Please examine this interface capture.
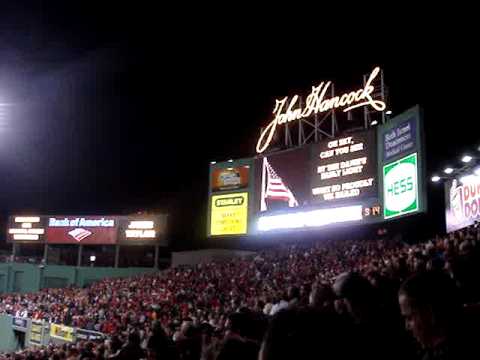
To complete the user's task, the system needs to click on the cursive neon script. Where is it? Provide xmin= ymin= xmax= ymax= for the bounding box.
xmin=256 ymin=67 xmax=386 ymax=153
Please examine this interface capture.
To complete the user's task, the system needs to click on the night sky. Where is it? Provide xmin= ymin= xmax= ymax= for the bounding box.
xmin=0 ymin=4 xmax=477 ymax=248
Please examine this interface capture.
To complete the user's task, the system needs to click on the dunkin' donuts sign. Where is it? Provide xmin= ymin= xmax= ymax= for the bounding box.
xmin=446 ymin=177 xmax=480 ymax=232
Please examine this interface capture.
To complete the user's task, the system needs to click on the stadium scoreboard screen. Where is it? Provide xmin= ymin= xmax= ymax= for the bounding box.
xmin=311 ymin=130 xmax=377 ymax=203
xmin=207 ymin=106 xmax=426 ymax=236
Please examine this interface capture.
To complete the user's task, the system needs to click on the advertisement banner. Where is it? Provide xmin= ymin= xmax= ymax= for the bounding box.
xmin=7 ymin=216 xmax=47 ymax=243
xmin=383 ymin=117 xmax=417 ymax=161
xmin=50 ymin=323 xmax=75 ymax=342
xmin=46 ymin=217 xmax=118 ymax=244
xmin=210 ymin=193 xmax=249 ymax=236
xmin=29 ymin=320 xmax=44 ymax=346
xmin=117 ymin=215 xmax=168 ymax=245
xmin=12 ymin=317 xmax=28 ymax=331
xmin=383 ymin=153 xmax=418 ymax=219
xmin=75 ymin=328 xmax=106 ymax=342
xmin=211 ymin=166 xmax=250 ymax=192
xmin=445 ymin=177 xmax=480 ymax=232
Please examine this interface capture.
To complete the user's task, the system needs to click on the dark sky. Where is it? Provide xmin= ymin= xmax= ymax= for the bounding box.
xmin=0 ymin=4 xmax=477 ymax=248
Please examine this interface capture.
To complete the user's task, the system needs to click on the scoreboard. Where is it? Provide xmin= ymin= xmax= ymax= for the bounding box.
xmin=207 ymin=106 xmax=426 ymax=236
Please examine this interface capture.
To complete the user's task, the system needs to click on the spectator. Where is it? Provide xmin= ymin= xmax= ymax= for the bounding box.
xmin=1 ymin=227 xmax=479 ymax=359
xmin=399 ymin=270 xmax=480 ymax=359
xmin=334 ymin=272 xmax=415 ymax=360
xmin=216 ymin=312 xmax=259 ymax=360
xmin=308 ymin=282 xmax=336 ymax=315
xmin=259 ymin=308 xmax=350 ymax=360
xmin=146 ymin=321 xmax=179 ymax=360
xmin=110 ymin=332 xmax=145 ymax=360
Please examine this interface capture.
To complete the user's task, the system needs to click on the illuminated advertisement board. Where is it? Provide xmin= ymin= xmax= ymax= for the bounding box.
xmin=29 ymin=320 xmax=45 ymax=346
xmin=8 ymin=214 xmax=168 ymax=245
xmin=445 ymin=176 xmax=480 ymax=232
xmin=7 ymin=216 xmax=46 ymax=242
xmin=117 ymin=215 xmax=168 ymax=245
xmin=210 ymin=192 xmax=249 ymax=236
xmin=50 ymin=323 xmax=75 ymax=342
xmin=211 ymin=165 xmax=250 ymax=192
xmin=378 ymin=105 xmax=426 ymax=221
xmin=383 ymin=153 xmax=419 ymax=219
xmin=383 ymin=117 xmax=417 ymax=162
xmin=256 ymin=67 xmax=386 ymax=154
xmin=46 ymin=216 xmax=118 ymax=244
xmin=206 ymin=106 xmax=425 ymax=236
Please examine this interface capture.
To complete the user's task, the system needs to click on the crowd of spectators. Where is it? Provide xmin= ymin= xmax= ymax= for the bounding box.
xmin=1 ymin=224 xmax=480 ymax=359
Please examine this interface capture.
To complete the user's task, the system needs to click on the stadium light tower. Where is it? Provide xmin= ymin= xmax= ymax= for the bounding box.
xmin=462 ymin=155 xmax=473 ymax=163
xmin=460 ymin=174 xmax=477 ymax=184
xmin=0 ymin=101 xmax=11 ymax=122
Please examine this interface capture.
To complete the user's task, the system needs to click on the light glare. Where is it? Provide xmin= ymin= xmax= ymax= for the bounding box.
xmin=257 ymin=205 xmax=363 ymax=231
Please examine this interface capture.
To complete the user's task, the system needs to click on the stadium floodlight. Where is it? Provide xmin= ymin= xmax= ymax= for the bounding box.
xmin=386 ymin=110 xmax=392 ymax=115
xmin=431 ymin=175 xmax=441 ymax=182
xmin=371 ymin=120 xmax=378 ymax=126
xmin=462 ymin=155 xmax=473 ymax=163
xmin=444 ymin=167 xmax=454 ymax=174
xmin=210 ymin=161 xmax=216 ymax=165
xmin=460 ymin=175 xmax=477 ymax=184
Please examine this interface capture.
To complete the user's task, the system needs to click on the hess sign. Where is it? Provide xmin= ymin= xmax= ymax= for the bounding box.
xmin=383 ymin=153 xmax=419 ymax=219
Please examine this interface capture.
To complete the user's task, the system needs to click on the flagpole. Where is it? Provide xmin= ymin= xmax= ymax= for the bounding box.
xmin=261 ymin=157 xmax=267 ymax=211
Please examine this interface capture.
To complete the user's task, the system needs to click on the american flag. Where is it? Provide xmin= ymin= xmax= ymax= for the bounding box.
xmin=261 ymin=157 xmax=299 ymax=211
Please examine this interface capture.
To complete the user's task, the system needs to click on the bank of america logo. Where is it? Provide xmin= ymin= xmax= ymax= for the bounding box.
xmin=68 ymin=228 xmax=92 ymax=242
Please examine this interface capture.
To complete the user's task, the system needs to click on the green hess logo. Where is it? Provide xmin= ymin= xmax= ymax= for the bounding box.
xmin=383 ymin=153 xmax=418 ymax=219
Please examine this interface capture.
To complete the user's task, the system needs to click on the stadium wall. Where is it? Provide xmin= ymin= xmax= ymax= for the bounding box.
xmin=0 ymin=263 xmax=156 ymax=294
xmin=0 ymin=315 xmax=19 ymax=352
